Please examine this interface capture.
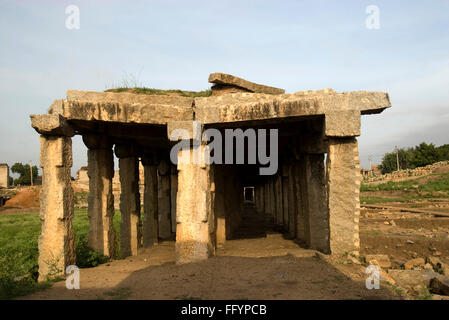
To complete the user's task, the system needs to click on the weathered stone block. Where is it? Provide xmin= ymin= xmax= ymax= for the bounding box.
xmin=31 ymin=114 xmax=75 ymax=137
xmin=325 ymin=110 xmax=361 ymax=137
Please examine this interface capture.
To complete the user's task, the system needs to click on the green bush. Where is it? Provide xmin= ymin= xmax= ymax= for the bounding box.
xmin=75 ymin=235 xmax=109 ymax=268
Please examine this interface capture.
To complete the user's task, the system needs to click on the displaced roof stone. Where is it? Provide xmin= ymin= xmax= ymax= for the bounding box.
xmin=208 ymin=73 xmax=285 ymax=95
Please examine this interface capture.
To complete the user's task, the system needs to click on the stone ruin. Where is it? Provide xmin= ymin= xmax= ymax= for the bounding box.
xmin=30 ymin=72 xmax=391 ymax=280
xmin=0 ymin=164 xmax=9 ymax=188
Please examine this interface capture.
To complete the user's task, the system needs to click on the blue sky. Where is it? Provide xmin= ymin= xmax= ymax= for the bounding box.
xmin=1 ymin=0 xmax=448 ymax=175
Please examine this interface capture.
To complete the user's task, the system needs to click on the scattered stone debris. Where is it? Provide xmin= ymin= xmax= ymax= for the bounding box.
xmin=430 ymin=275 xmax=449 ymax=296
xmin=403 ymin=258 xmax=425 ymax=270
xmin=366 ymin=254 xmax=391 ymax=269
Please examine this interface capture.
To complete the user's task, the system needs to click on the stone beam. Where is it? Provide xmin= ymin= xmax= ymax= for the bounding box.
xmin=208 ymin=72 xmax=285 ymax=95
xmin=55 ymin=91 xmax=194 ymax=125
xmin=195 ymin=90 xmax=390 ymax=124
xmin=30 ymin=114 xmax=75 ymax=137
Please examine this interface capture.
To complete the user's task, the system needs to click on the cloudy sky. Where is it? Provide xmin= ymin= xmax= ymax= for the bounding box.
xmin=0 ymin=0 xmax=448 ymax=175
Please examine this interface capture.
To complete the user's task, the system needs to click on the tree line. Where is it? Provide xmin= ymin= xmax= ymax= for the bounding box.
xmin=379 ymin=142 xmax=449 ymax=174
xmin=10 ymin=163 xmax=38 ymax=186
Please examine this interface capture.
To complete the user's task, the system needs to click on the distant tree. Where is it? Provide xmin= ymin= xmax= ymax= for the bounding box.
xmin=379 ymin=148 xmax=412 ymax=174
xmin=409 ymin=142 xmax=439 ymax=168
xmin=436 ymin=144 xmax=449 ymax=161
xmin=379 ymin=142 xmax=449 ymax=174
xmin=11 ymin=162 xmax=38 ymax=186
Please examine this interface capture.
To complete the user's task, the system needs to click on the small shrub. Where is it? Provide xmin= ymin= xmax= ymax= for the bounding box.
xmin=75 ymin=235 xmax=109 ymax=268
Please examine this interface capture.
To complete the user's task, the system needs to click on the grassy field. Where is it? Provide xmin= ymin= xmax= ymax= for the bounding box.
xmin=0 ymin=209 xmax=122 ymax=299
xmin=360 ymin=172 xmax=449 ymax=204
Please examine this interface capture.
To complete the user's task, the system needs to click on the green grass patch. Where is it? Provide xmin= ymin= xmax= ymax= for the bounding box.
xmin=105 ymin=87 xmax=212 ymax=98
xmin=361 ymin=173 xmax=449 ymax=193
xmin=360 ymin=196 xmax=408 ymax=204
xmin=0 ymin=209 xmax=122 ymax=299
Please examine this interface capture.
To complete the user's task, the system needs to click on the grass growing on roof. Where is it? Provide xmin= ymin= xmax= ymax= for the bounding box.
xmin=105 ymin=87 xmax=212 ymax=97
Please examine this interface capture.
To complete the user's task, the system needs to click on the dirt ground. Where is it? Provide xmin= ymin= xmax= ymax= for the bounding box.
xmin=360 ymin=195 xmax=449 ymax=266
xmin=22 ymin=236 xmax=397 ymax=300
xmin=1 ymin=186 xmax=40 ymax=209
xmin=5 ymin=183 xmax=449 ymax=300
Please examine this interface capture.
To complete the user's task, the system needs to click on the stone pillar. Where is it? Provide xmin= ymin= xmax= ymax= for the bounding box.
xmin=157 ymin=159 xmax=172 ymax=239
xmin=115 ymin=144 xmax=141 ymax=258
xmin=258 ymin=185 xmax=265 ymax=214
xmin=293 ymin=160 xmax=307 ymax=244
xmin=141 ymin=154 xmax=159 ymax=247
xmin=38 ymin=135 xmax=75 ymax=281
xmin=263 ymin=180 xmax=271 ymax=221
xmin=281 ymin=164 xmax=289 ymax=231
xmin=301 ymin=154 xmax=330 ymax=253
xmin=327 ymin=138 xmax=361 ymax=256
xmin=176 ymin=144 xmax=215 ymax=264
xmin=286 ymin=163 xmax=296 ymax=238
xmin=214 ymin=165 xmax=226 ymax=246
xmin=83 ymin=134 xmax=116 ymax=258
xmin=269 ymin=178 xmax=276 ymax=223
xmin=254 ymin=186 xmax=260 ymax=213
xmin=275 ymin=174 xmax=283 ymax=226
xmin=170 ymin=165 xmax=178 ymax=234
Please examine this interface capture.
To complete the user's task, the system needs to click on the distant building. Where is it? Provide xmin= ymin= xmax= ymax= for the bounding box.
xmin=0 ymin=164 xmax=9 ymax=188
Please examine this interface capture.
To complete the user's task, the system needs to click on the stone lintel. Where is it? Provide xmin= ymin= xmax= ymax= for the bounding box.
xmin=208 ymin=73 xmax=285 ymax=95
xmin=31 ymin=114 xmax=75 ymax=137
xmin=114 ymin=143 xmax=139 ymax=159
xmin=167 ymin=121 xmax=202 ymax=141
xmin=141 ymin=153 xmax=160 ymax=166
xmin=325 ymin=110 xmax=361 ymax=137
xmin=82 ymin=133 xmax=113 ymax=150
xmin=195 ymin=90 xmax=390 ymax=124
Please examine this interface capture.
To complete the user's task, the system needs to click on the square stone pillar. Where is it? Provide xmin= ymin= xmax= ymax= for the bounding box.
xmin=170 ymin=165 xmax=178 ymax=234
xmin=83 ymin=134 xmax=116 ymax=258
xmin=269 ymin=178 xmax=276 ymax=223
xmin=286 ymin=163 xmax=297 ymax=238
xmin=157 ymin=159 xmax=172 ymax=239
xmin=292 ymin=161 xmax=306 ymax=243
xmin=115 ymin=144 xmax=141 ymax=258
xmin=176 ymin=145 xmax=215 ymax=264
xmin=141 ymin=154 xmax=159 ymax=247
xmin=214 ymin=165 xmax=226 ymax=246
xmin=327 ymin=137 xmax=361 ymax=256
xmin=281 ymin=164 xmax=289 ymax=231
xmin=38 ymin=135 xmax=75 ymax=281
xmin=263 ymin=180 xmax=271 ymax=221
xmin=298 ymin=154 xmax=330 ymax=253
xmin=275 ymin=174 xmax=283 ymax=226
